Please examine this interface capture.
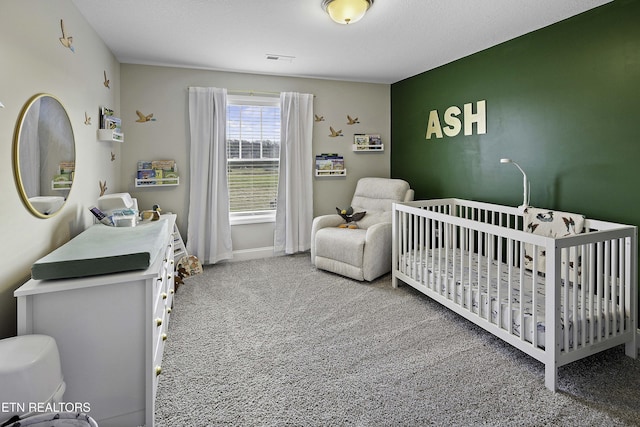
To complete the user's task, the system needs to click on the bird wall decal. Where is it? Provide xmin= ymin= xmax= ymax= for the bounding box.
xmin=99 ymin=180 xmax=107 ymax=197
xmin=329 ymin=126 xmax=343 ymax=137
xmin=103 ymin=71 xmax=110 ymax=89
xmin=314 ymin=114 xmax=325 ymax=122
xmin=136 ymin=110 xmax=155 ymax=122
xmin=347 ymin=115 xmax=359 ymax=125
xmin=59 ymin=19 xmax=74 ymax=52
xmin=84 ymin=112 xmax=91 ymax=125
xmin=111 ymin=152 xmax=116 ymax=161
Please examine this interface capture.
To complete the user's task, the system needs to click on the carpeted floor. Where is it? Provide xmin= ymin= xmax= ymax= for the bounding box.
xmin=155 ymin=253 xmax=640 ymax=426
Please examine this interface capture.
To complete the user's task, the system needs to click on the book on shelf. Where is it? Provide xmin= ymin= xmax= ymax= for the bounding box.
xmin=59 ymin=161 xmax=75 ymax=174
xmin=99 ymin=106 xmax=122 ymax=135
xmin=137 ymin=160 xmax=179 ymax=184
xmin=315 ymin=153 xmax=344 ymax=170
xmin=151 ymin=160 xmax=176 ymax=171
xmin=52 ymin=174 xmax=72 ymax=188
xmin=103 ymin=116 xmax=121 ymax=132
xmin=163 ymin=171 xmax=179 ymax=184
xmin=354 ymin=134 xmax=381 ymax=146
xmin=99 ymin=106 xmax=114 ymax=129
xmin=368 ymin=134 xmax=382 ymax=145
xmin=354 ymin=134 xmax=369 ymax=145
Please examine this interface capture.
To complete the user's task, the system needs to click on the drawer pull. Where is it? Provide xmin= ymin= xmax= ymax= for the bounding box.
xmin=167 ymin=307 xmax=172 ymax=314
xmin=155 ymin=366 xmax=162 ymax=376
xmin=170 ymin=289 xmax=174 ymax=295
xmin=155 ymin=318 xmax=162 ymax=327
xmin=162 ymin=292 xmax=168 ymax=300
xmin=162 ymin=333 xmax=168 ymax=341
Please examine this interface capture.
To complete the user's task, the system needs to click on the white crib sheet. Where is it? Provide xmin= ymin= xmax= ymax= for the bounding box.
xmin=401 ymin=248 xmax=621 ymax=350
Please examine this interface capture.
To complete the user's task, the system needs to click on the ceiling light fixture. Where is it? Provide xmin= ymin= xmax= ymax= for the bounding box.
xmin=322 ymin=0 xmax=373 ymax=25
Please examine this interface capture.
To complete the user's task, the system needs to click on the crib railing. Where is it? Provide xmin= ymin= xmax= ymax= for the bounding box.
xmin=392 ymin=198 xmax=637 ymax=386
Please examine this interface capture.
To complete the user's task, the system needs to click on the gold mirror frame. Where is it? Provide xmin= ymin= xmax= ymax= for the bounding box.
xmin=13 ymin=94 xmax=76 ymax=218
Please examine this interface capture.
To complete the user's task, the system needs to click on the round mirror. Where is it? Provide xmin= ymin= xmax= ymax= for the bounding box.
xmin=13 ymin=94 xmax=76 ymax=218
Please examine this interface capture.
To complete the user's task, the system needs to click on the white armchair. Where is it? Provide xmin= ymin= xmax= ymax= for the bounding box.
xmin=311 ymin=177 xmax=414 ymax=281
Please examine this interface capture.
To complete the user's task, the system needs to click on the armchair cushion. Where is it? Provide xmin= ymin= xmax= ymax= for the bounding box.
xmin=315 ymin=228 xmax=367 ymax=267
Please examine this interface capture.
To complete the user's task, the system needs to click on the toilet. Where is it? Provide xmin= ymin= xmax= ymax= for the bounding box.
xmin=0 ymin=335 xmax=97 ymax=426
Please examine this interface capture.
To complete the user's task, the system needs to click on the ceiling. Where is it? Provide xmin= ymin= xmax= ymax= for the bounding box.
xmin=71 ymin=0 xmax=611 ymax=85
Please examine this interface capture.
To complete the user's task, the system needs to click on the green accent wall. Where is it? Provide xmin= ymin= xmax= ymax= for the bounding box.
xmin=391 ymin=0 xmax=640 ymax=227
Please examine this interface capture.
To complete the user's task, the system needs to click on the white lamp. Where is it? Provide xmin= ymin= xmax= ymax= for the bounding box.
xmin=322 ymin=0 xmax=373 ymax=25
xmin=500 ymin=158 xmax=530 ymax=211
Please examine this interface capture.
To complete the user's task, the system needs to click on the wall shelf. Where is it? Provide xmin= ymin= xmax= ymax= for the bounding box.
xmin=135 ymin=177 xmax=180 ymax=187
xmin=315 ymin=169 xmax=347 ymax=177
xmin=352 ymin=144 xmax=384 ymax=152
xmin=135 ymin=160 xmax=179 ymax=187
xmin=97 ymin=129 xmax=124 ymax=142
xmin=51 ymin=180 xmax=72 ymax=190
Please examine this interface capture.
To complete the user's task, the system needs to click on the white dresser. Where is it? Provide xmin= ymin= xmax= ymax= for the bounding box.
xmin=14 ymin=215 xmax=176 ymax=427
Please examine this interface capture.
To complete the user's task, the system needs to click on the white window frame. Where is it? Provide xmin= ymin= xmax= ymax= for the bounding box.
xmin=226 ymin=94 xmax=281 ymax=225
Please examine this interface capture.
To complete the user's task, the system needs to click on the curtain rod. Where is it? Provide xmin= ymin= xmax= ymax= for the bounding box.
xmin=187 ymin=87 xmax=279 ymax=96
xmin=228 ymin=89 xmax=280 ymax=97
xmin=187 ymin=87 xmax=314 ymax=97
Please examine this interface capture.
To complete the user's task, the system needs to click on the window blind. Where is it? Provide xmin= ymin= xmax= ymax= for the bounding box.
xmin=226 ymin=96 xmax=280 ymax=215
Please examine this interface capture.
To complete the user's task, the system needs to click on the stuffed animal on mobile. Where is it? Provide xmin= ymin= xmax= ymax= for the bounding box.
xmin=336 ymin=206 xmax=366 ymax=229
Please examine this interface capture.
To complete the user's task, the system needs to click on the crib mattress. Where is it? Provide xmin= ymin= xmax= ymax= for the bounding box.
xmin=400 ymin=248 xmax=621 ymax=350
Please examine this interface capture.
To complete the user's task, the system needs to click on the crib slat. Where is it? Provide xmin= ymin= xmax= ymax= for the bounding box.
xmin=562 ymin=247 xmax=569 ymax=353
xmin=507 ymin=238 xmax=514 ymax=334
xmin=467 ymin=228 xmax=473 ymax=310
xmin=452 ymin=223 xmax=458 ymax=304
xmin=611 ymin=239 xmax=622 ymax=336
xmin=570 ymin=246 xmax=578 ymax=351
xmin=597 ymin=241 xmax=604 ymax=343
xmin=619 ymin=237 xmax=625 ymax=334
xmin=579 ymin=244 xmax=587 ymax=348
xmin=496 ymin=235 xmax=503 ymax=328
xmin=445 ymin=221 xmax=451 ymax=300
xmin=592 ymin=240 xmax=598 ymax=343
xmin=604 ymin=240 xmax=611 ymax=339
xmin=519 ymin=240 xmax=526 ymax=343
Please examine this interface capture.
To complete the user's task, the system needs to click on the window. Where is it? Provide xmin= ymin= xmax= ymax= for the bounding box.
xmin=226 ymin=95 xmax=281 ymax=222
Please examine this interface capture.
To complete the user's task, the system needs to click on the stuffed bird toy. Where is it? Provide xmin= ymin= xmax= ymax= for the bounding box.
xmin=336 ymin=206 xmax=366 ymax=228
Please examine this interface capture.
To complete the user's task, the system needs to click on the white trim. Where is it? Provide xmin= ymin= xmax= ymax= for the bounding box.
xmin=229 ymin=211 xmax=276 ymax=225
xmin=231 ymin=246 xmax=275 ymax=262
xmin=227 ymin=94 xmax=280 ymax=106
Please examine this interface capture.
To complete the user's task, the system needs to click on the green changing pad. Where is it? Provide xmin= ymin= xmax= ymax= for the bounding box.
xmin=31 ymin=219 xmax=169 ymax=280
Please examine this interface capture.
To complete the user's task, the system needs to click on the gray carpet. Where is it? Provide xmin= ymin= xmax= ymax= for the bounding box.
xmin=155 ymin=253 xmax=640 ymax=426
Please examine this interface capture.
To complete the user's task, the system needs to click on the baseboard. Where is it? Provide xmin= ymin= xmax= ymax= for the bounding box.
xmin=231 ymin=246 xmax=275 ymax=262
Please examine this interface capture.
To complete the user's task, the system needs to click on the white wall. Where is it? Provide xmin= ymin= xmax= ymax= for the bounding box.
xmin=0 ymin=0 xmax=120 ymax=338
xmin=120 ymin=65 xmax=391 ymax=258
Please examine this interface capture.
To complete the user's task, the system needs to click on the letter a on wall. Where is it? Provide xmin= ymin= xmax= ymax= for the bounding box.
xmin=425 ymin=110 xmax=443 ymax=139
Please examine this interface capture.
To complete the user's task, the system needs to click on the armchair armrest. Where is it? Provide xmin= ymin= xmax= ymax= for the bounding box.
xmin=310 ymin=214 xmax=345 ymax=263
xmin=362 ymin=222 xmax=393 ymax=281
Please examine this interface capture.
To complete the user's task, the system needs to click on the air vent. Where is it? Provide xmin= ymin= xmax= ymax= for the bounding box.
xmin=265 ymin=54 xmax=295 ymax=63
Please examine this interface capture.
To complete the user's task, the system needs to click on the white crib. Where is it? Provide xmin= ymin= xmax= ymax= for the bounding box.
xmin=392 ymin=198 xmax=638 ymax=391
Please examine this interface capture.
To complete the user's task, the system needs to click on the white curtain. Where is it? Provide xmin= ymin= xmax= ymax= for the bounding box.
xmin=274 ymin=92 xmax=314 ymax=254
xmin=186 ymin=87 xmax=233 ymax=264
